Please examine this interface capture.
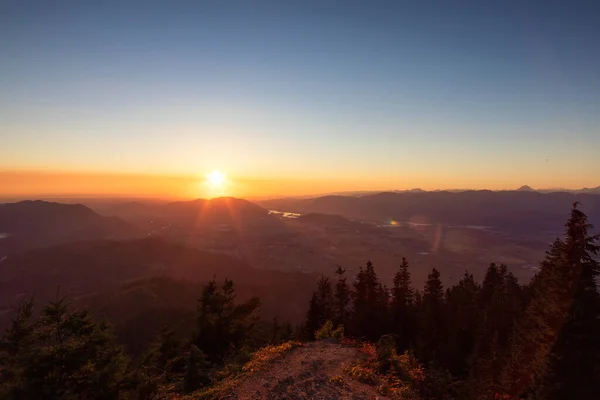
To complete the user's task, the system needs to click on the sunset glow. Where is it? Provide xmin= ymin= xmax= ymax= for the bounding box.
xmin=207 ymin=170 xmax=226 ymax=188
xmin=1 ymin=2 xmax=599 ymax=200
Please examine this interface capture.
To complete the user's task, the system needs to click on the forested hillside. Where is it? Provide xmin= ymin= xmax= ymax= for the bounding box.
xmin=1 ymin=204 xmax=598 ymax=399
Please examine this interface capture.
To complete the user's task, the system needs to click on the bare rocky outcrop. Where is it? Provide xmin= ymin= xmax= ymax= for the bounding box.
xmin=225 ymin=341 xmax=387 ymax=400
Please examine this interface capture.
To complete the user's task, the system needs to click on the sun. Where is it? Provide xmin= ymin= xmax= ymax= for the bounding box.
xmin=207 ymin=170 xmax=226 ymax=188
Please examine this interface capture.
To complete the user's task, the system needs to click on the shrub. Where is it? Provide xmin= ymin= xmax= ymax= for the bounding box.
xmin=344 ymin=363 xmax=377 ymax=385
xmin=241 ymin=341 xmax=301 ymax=373
xmin=376 ymin=334 xmax=398 ymax=372
xmin=314 ymin=321 xmax=345 ymax=341
xmin=315 ymin=320 xmax=334 ymax=340
xmin=332 ymin=324 xmax=344 ymax=340
xmin=392 ymin=351 xmax=425 ymax=384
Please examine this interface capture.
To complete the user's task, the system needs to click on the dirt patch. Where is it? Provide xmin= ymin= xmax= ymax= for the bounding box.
xmin=225 ymin=341 xmax=387 ymax=399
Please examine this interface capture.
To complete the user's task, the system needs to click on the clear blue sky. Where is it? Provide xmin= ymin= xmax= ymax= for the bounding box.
xmin=1 ymin=0 xmax=599 ymax=196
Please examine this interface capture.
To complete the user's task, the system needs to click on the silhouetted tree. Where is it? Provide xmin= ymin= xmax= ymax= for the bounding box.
xmin=468 ymin=263 xmax=523 ymax=397
xmin=334 ymin=266 xmax=351 ymax=327
xmin=391 ymin=258 xmax=415 ymax=350
xmin=502 ymin=203 xmax=600 ymax=399
xmin=304 ymin=292 xmax=322 ymax=340
xmin=183 ymin=345 xmax=211 ymax=393
xmin=193 ymin=278 xmax=260 ymax=363
xmin=351 ymin=261 xmax=384 ymax=340
xmin=416 ymin=268 xmax=445 ymax=365
xmin=316 ymin=275 xmax=334 ymax=323
xmin=304 ymin=275 xmax=334 ymax=339
xmin=141 ymin=325 xmax=185 ymax=382
xmin=444 ymin=271 xmax=480 ymax=377
xmin=0 ymin=297 xmax=132 ymax=399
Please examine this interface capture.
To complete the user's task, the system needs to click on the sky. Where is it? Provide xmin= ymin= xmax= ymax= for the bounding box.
xmin=1 ymin=0 xmax=599 ymax=198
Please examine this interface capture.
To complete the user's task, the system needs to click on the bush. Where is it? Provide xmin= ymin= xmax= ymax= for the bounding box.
xmin=315 ymin=320 xmax=334 ymax=340
xmin=376 ymin=334 xmax=398 ymax=372
xmin=242 ymin=341 xmax=301 ymax=373
xmin=332 ymin=324 xmax=344 ymax=340
xmin=314 ymin=320 xmax=345 ymax=341
xmin=344 ymin=363 xmax=377 ymax=385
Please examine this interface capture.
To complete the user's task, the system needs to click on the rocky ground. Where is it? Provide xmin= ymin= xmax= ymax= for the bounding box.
xmin=224 ymin=340 xmax=387 ymax=400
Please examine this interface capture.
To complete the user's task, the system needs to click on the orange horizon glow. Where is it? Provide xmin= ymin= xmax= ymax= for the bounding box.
xmin=0 ymin=169 xmax=598 ymax=201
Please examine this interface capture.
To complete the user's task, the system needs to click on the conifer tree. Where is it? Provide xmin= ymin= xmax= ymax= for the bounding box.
xmin=546 ymin=203 xmax=600 ymax=399
xmin=304 ymin=275 xmax=334 ymax=339
xmin=183 ymin=345 xmax=211 ymax=393
xmin=351 ymin=261 xmax=383 ymax=340
xmin=316 ymin=274 xmax=334 ymax=323
xmin=0 ymin=298 xmax=35 ymax=397
xmin=0 ymin=297 xmax=132 ymax=399
xmin=194 ymin=278 xmax=260 ymax=362
xmin=334 ymin=266 xmax=351 ymax=327
xmin=444 ymin=271 xmax=480 ymax=377
xmin=417 ymin=268 xmax=444 ymax=363
xmin=391 ymin=258 xmax=415 ymax=350
xmin=377 ymin=283 xmax=390 ymax=334
xmin=304 ymin=292 xmax=322 ymax=340
xmin=141 ymin=325 xmax=185 ymax=382
xmin=417 ymin=268 xmax=445 ymax=364
xmin=469 ymin=263 xmax=523 ymax=397
xmin=502 ymin=203 xmax=600 ymax=399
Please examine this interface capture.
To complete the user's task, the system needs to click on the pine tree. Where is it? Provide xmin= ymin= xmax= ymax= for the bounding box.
xmin=417 ymin=268 xmax=445 ymax=365
xmin=334 ymin=266 xmax=351 ymax=327
xmin=316 ymin=275 xmax=334 ymax=323
xmin=546 ymin=203 xmax=600 ymax=399
xmin=194 ymin=278 xmax=260 ymax=362
xmin=502 ymin=203 xmax=600 ymax=399
xmin=351 ymin=261 xmax=384 ymax=340
xmin=141 ymin=325 xmax=185 ymax=382
xmin=377 ymin=283 xmax=390 ymax=334
xmin=183 ymin=345 xmax=211 ymax=393
xmin=0 ymin=298 xmax=36 ymax=398
xmin=391 ymin=258 xmax=415 ymax=350
xmin=304 ymin=292 xmax=322 ymax=340
xmin=469 ymin=263 xmax=523 ymax=397
xmin=304 ymin=275 xmax=334 ymax=339
xmin=444 ymin=271 xmax=480 ymax=377
xmin=0 ymin=297 xmax=132 ymax=399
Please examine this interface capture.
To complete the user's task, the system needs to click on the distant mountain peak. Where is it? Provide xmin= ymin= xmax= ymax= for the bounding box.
xmin=517 ymin=185 xmax=536 ymax=192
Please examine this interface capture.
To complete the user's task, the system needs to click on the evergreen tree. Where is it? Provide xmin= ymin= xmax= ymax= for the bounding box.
xmin=377 ymin=283 xmax=390 ymax=334
xmin=304 ymin=275 xmax=334 ymax=339
xmin=0 ymin=297 xmax=132 ymax=399
xmin=183 ymin=345 xmax=211 ymax=393
xmin=0 ymin=298 xmax=35 ymax=398
xmin=391 ymin=258 xmax=415 ymax=350
xmin=193 ymin=278 xmax=260 ymax=363
xmin=469 ymin=263 xmax=523 ymax=397
xmin=269 ymin=318 xmax=293 ymax=344
xmin=334 ymin=266 xmax=351 ymax=327
xmin=444 ymin=271 xmax=480 ymax=377
xmin=502 ymin=203 xmax=600 ymax=399
xmin=304 ymin=292 xmax=322 ymax=340
xmin=316 ymin=275 xmax=334 ymax=323
xmin=141 ymin=325 xmax=185 ymax=382
xmin=417 ymin=268 xmax=445 ymax=365
xmin=351 ymin=261 xmax=384 ymax=340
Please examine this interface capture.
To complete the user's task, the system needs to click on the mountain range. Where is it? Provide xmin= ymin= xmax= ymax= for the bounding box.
xmin=259 ymin=190 xmax=600 ymax=234
xmin=0 ymin=200 xmax=137 ymax=256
